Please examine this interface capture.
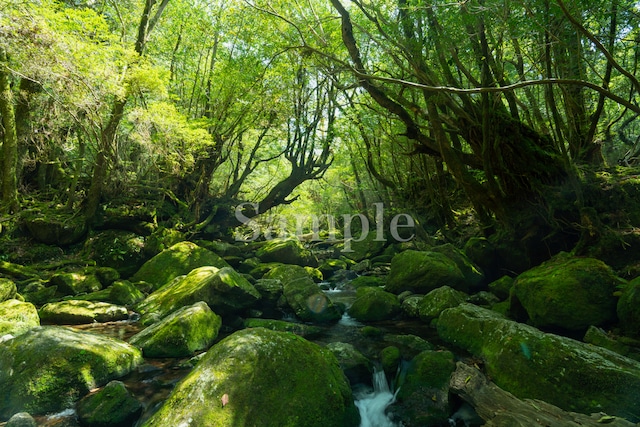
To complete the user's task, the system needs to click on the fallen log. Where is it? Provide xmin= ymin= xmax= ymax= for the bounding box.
xmin=449 ymin=361 xmax=638 ymax=427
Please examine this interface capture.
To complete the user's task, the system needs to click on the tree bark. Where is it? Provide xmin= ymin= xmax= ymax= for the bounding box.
xmin=0 ymin=47 xmax=19 ymax=213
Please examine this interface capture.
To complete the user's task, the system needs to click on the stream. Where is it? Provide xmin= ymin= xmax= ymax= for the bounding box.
xmin=23 ymin=283 xmax=444 ymax=427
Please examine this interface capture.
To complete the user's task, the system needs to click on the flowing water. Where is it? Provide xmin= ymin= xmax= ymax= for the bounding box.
xmin=354 ymin=368 xmax=400 ymax=427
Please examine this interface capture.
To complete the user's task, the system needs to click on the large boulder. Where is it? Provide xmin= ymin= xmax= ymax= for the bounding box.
xmin=392 ymin=350 xmax=456 ymax=426
xmin=256 ymin=238 xmax=318 ymax=267
xmin=136 ymin=266 xmax=260 ymax=325
xmin=39 ymin=300 xmax=129 ymax=325
xmin=131 ymin=241 xmax=229 ymax=290
xmin=0 ymin=299 xmax=40 ymax=337
xmin=347 ymin=287 xmax=401 ymax=322
xmin=0 ymin=326 xmax=142 ymax=419
xmin=141 ymin=328 xmax=360 ymax=427
xmin=243 ymin=318 xmax=323 ymax=339
xmin=437 ymin=303 xmax=640 ymax=421
xmin=510 ymin=255 xmax=620 ymax=331
xmin=49 ymin=272 xmax=103 ymax=296
xmin=129 ymin=301 xmax=221 ymax=357
xmin=76 ymin=380 xmax=142 ymax=427
xmin=385 ymin=250 xmax=466 ymax=294
xmin=617 ymin=276 xmax=640 ymax=338
xmin=326 ymin=342 xmax=373 ymax=385
xmin=431 ymin=244 xmax=485 ymax=290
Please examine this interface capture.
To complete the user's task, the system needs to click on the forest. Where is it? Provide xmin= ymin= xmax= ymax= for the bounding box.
xmin=1 ymin=0 xmax=640 ymax=426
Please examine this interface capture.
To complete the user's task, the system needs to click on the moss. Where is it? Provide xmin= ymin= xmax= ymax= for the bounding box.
xmin=0 ymin=299 xmax=40 ymax=337
xmin=348 ymin=287 xmax=400 ymax=322
xmin=385 ymin=250 xmax=466 ymax=294
xmin=350 ymin=275 xmax=385 ymax=288
xmin=108 ymin=280 xmax=145 ymax=306
xmin=256 ymin=238 xmax=318 ymax=267
xmin=0 ymin=278 xmax=17 ymax=302
xmin=417 ymin=286 xmax=467 ymax=323
xmin=243 ymin=318 xmax=323 ymax=339
xmin=131 ymin=241 xmax=229 ymax=290
xmin=142 ymin=328 xmax=359 ymax=427
xmin=76 ymin=380 xmax=142 ymax=427
xmin=380 ymin=346 xmax=401 ymax=377
xmin=83 ymin=230 xmax=146 ymax=278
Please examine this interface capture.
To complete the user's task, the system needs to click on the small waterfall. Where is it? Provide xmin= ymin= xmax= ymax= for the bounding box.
xmin=354 ymin=368 xmax=399 ymax=427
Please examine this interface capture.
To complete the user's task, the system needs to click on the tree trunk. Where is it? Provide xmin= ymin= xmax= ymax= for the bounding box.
xmin=0 ymin=47 xmax=19 ymax=213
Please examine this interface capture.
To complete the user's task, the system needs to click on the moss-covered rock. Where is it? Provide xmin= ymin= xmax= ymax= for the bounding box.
xmin=348 ymin=287 xmax=400 ymax=322
xmin=131 ymin=241 xmax=229 ymax=290
xmin=39 ymin=300 xmax=129 ymax=325
xmin=400 ymin=295 xmax=423 ymax=318
xmin=243 ymin=318 xmax=322 ymax=339
xmin=417 ymin=286 xmax=467 ymax=323
xmin=0 ymin=326 xmax=142 ymax=419
xmin=0 ymin=278 xmax=17 ymax=302
xmin=385 ymin=250 xmax=466 ymax=294
xmin=252 ymin=278 xmax=284 ymax=317
xmin=381 ymin=334 xmax=434 ymax=359
xmin=393 ymin=350 xmax=455 ymax=426
xmin=487 ymin=275 xmax=514 ymax=300
xmin=83 ymin=230 xmax=147 ymax=278
xmin=129 ymin=301 xmax=221 ymax=357
xmin=136 ymin=266 xmax=260 ymax=325
xmin=0 ymin=299 xmax=39 ymax=337
xmin=350 ymin=275 xmax=385 ymax=288
xmin=22 ymin=209 xmax=87 ymax=246
xmin=93 ymin=267 xmax=120 ymax=287
xmin=326 ymin=342 xmax=373 ymax=385
xmin=49 ymin=272 xmax=103 ymax=296
xmin=511 ymin=255 xmax=620 ymax=331
xmin=76 ymin=380 xmax=142 ymax=427
xmin=318 ymin=258 xmax=348 ymax=278
xmin=380 ymin=346 xmax=401 ymax=379
xmin=339 ymin=231 xmax=387 ymax=262
xmin=437 ymin=303 xmax=640 ymax=421
xmin=432 ymin=243 xmax=485 ymax=290
xmin=142 ymin=328 xmax=360 ymax=427
xmin=5 ymin=412 xmax=36 ymax=427
xmin=108 ymin=280 xmax=145 ymax=306
xmin=256 ymin=237 xmax=318 ymax=267
xmin=617 ymin=277 xmax=640 ymax=338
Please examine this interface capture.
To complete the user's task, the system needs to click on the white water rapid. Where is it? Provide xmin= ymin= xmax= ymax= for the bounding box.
xmin=354 ymin=368 xmax=400 ymax=427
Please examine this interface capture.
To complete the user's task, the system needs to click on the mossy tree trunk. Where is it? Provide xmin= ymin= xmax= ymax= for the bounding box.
xmin=0 ymin=47 xmax=19 ymax=213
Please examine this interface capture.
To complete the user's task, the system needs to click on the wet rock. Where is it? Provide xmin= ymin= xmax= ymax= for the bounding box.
xmin=5 ymin=412 xmax=36 ymax=427
xmin=131 ymin=241 xmax=229 ymax=290
xmin=76 ymin=380 xmax=142 ymax=427
xmin=418 ymin=286 xmax=468 ymax=323
xmin=256 ymin=237 xmax=318 ymax=267
xmin=264 ymin=264 xmax=341 ymax=323
xmin=393 ymin=350 xmax=456 ymax=426
xmin=385 ymin=250 xmax=466 ymax=294
xmin=326 ymin=342 xmax=373 ymax=385
xmin=0 ymin=326 xmax=142 ymax=418
xmin=0 ymin=278 xmax=17 ymax=302
xmin=380 ymin=346 xmax=401 ymax=378
xmin=136 ymin=266 xmax=260 ymax=325
xmin=141 ymin=328 xmax=359 ymax=427
xmin=348 ymin=287 xmax=400 ymax=322
xmin=129 ymin=301 xmax=221 ymax=357
xmin=617 ymin=276 xmax=640 ymax=338
xmin=243 ymin=318 xmax=323 ymax=339
xmin=510 ymin=254 xmax=621 ymax=331
xmin=0 ymin=299 xmax=40 ymax=337
xmin=39 ymin=300 xmax=129 ymax=325
xmin=437 ymin=303 xmax=640 ymax=421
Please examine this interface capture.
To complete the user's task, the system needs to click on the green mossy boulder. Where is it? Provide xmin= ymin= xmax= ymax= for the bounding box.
xmin=83 ymin=230 xmax=147 ymax=278
xmin=22 ymin=210 xmax=87 ymax=246
xmin=5 ymin=412 xmax=36 ymax=427
xmin=487 ymin=275 xmax=514 ymax=300
xmin=252 ymin=278 xmax=284 ymax=316
xmin=129 ymin=301 xmax=221 ymax=357
xmin=0 ymin=261 xmax=39 ymax=280
xmin=417 ymin=286 xmax=468 ymax=323
xmin=243 ymin=318 xmax=323 ymax=339
xmin=385 ymin=250 xmax=466 ymax=294
xmin=318 ymin=258 xmax=348 ymax=278
xmin=76 ymin=380 xmax=142 ymax=427
xmin=326 ymin=342 xmax=373 ymax=385
xmin=0 ymin=278 xmax=17 ymax=302
xmin=401 ymin=295 xmax=423 ymax=318
xmin=348 ymin=287 xmax=401 ymax=322
xmin=136 ymin=266 xmax=260 ymax=325
xmin=108 ymin=280 xmax=145 ymax=306
xmin=0 ymin=326 xmax=142 ymax=419
xmin=511 ymin=255 xmax=620 ymax=331
xmin=0 ymin=299 xmax=40 ymax=337
xmin=380 ymin=346 xmax=401 ymax=378
xmin=437 ymin=303 xmax=640 ymax=421
xmin=432 ymin=243 xmax=485 ymax=290
xmin=340 ymin=231 xmax=387 ymax=262
xmin=141 ymin=328 xmax=360 ymax=427
xmin=256 ymin=237 xmax=318 ymax=267
xmin=49 ymin=272 xmax=103 ymax=296
xmin=617 ymin=277 xmax=640 ymax=338
xmin=350 ymin=275 xmax=385 ymax=288
xmin=393 ymin=350 xmax=456 ymax=426
xmin=131 ymin=241 xmax=230 ymax=290
xmin=39 ymin=300 xmax=129 ymax=325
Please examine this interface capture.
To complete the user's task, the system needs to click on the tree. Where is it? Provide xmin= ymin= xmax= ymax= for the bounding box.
xmin=0 ymin=46 xmax=19 ymax=213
